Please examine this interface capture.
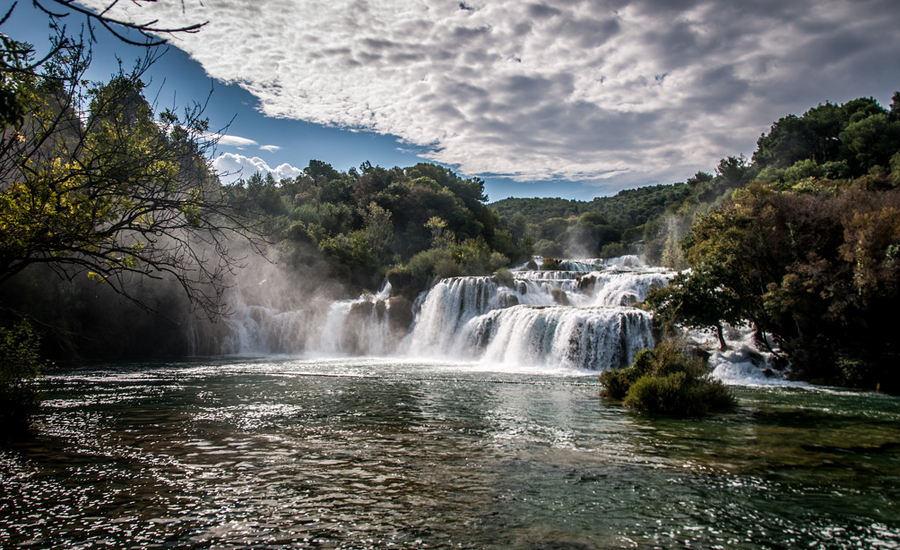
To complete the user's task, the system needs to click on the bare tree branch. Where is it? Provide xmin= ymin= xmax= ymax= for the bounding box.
xmin=32 ymin=0 xmax=207 ymax=47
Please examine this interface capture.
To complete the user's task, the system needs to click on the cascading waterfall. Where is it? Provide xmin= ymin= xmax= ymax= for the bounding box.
xmin=400 ymin=262 xmax=674 ymax=369
xmin=317 ymin=283 xmax=396 ymax=356
xmin=191 ymin=255 xmax=788 ymax=382
xmin=456 ymin=305 xmax=655 ymax=370
xmin=402 ymin=276 xmax=510 ymax=353
xmin=201 ymin=294 xmax=318 ymax=355
xmin=196 ymin=258 xmax=799 ymax=378
xmin=584 ymin=269 xmax=675 ymax=307
xmin=200 ymin=258 xmax=675 ymax=369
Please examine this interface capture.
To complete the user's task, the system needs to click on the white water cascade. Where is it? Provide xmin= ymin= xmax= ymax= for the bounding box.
xmin=400 ymin=263 xmax=672 ymax=369
xmin=194 ymin=258 xmax=673 ymax=368
xmin=317 ymin=284 xmax=397 ymax=356
xmin=195 ymin=257 xmax=787 ymax=381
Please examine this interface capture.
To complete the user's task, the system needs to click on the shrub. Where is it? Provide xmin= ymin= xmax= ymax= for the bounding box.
xmin=541 ymin=257 xmax=561 ymax=270
xmin=0 ymin=320 xmax=49 ymax=434
xmin=433 ymin=257 xmax=462 ymax=280
xmin=488 ymin=251 xmax=510 ymax=272
xmin=600 ymin=340 xmax=735 ymax=416
xmin=494 ymin=267 xmax=515 ymax=288
xmin=598 ymin=348 xmax=655 ymax=399
xmin=401 ymin=248 xmax=449 ymax=287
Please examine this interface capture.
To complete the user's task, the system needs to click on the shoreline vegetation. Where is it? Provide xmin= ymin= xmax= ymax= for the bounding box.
xmin=3 ymin=17 xmax=900 ymax=427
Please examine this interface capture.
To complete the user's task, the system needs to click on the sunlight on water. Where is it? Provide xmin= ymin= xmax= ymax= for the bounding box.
xmin=2 ymin=357 xmax=899 ymax=549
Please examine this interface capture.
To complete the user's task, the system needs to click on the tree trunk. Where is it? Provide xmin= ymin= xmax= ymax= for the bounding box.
xmin=716 ymin=323 xmax=728 ymax=351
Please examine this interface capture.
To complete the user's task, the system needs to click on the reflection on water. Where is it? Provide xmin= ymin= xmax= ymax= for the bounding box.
xmin=1 ymin=357 xmax=899 ymax=549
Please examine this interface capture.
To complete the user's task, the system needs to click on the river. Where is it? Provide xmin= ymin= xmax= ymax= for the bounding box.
xmin=2 ymin=356 xmax=898 ymax=549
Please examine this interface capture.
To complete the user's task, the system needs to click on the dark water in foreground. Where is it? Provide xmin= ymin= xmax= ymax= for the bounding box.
xmin=1 ymin=357 xmax=899 ymax=549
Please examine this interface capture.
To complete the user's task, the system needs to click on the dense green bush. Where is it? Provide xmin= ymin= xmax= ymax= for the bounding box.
xmin=540 ymin=257 xmax=561 ymax=270
xmin=600 ymin=340 xmax=735 ymax=416
xmin=493 ymin=267 xmax=515 ymax=288
xmin=390 ymin=238 xmax=510 ymax=295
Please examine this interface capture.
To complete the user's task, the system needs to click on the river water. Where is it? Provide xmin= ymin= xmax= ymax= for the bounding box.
xmin=2 ymin=357 xmax=898 ymax=549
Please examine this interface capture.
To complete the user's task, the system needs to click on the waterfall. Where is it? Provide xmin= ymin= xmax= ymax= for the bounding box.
xmin=402 ymin=276 xmax=509 ymax=354
xmin=190 ymin=281 xmax=398 ymax=356
xmin=317 ymin=294 xmax=395 ymax=356
xmin=459 ymin=305 xmax=654 ymax=370
xmin=192 ymin=256 xmax=788 ymax=381
xmin=206 ymin=294 xmax=317 ymax=355
xmin=399 ymin=262 xmax=673 ymax=369
xmin=197 ymin=257 xmax=680 ymax=371
xmin=584 ymin=269 xmax=675 ymax=307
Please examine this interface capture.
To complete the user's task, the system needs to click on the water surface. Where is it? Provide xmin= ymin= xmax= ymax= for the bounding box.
xmin=2 ymin=357 xmax=898 ymax=549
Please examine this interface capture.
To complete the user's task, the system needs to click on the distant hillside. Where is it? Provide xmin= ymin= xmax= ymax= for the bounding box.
xmin=490 ymin=183 xmax=688 ymax=228
xmin=490 ymin=182 xmax=690 ymax=260
xmin=587 ymin=183 xmax=689 ymax=227
xmin=489 ymin=196 xmax=589 ymax=224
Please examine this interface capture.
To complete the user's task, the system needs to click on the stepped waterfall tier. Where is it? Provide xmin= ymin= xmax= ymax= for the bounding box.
xmin=401 ymin=267 xmax=672 ymax=369
xmin=194 ymin=259 xmax=680 ymax=373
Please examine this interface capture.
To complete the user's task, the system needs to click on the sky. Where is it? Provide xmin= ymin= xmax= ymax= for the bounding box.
xmin=6 ymin=0 xmax=900 ymax=202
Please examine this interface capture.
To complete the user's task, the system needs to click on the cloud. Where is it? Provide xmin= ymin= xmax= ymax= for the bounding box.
xmin=205 ymin=133 xmax=259 ymax=149
xmin=87 ymin=0 xmax=900 ymax=189
xmin=207 ymin=134 xmax=281 ymax=154
xmin=213 ymin=152 xmax=304 ymax=182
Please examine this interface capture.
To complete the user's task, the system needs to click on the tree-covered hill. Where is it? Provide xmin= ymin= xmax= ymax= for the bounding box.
xmin=491 ymin=183 xmax=689 ymax=229
xmin=491 ymin=182 xmax=689 ymax=259
xmin=490 ymin=197 xmax=591 ymax=224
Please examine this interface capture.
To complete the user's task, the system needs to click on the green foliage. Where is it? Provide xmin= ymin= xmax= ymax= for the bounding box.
xmin=0 ymin=320 xmax=49 ymax=431
xmin=668 ymin=179 xmax=900 ymax=390
xmin=598 ymin=348 xmax=654 ymax=400
xmin=491 ymin=183 xmax=689 ymax=260
xmin=540 ymin=257 xmax=561 ymax=270
xmin=533 ymin=238 xmax=563 ymax=258
xmin=600 ymin=340 xmax=735 ymax=417
xmin=0 ymin=46 xmax=252 ymax=319
xmin=394 ymin=237 xmax=508 ymax=289
xmin=840 ymin=113 xmax=900 ymax=173
xmin=645 ymin=263 xmax=747 ymax=350
xmin=493 ymin=267 xmax=514 ymax=288
xmin=0 ymin=35 xmax=37 ymax=129
xmin=400 ymin=248 xmax=448 ymax=288
xmin=223 ymin=155 xmax=516 ymax=292
xmin=624 ymin=371 xmax=735 ymax=417
xmin=491 ymin=197 xmax=589 ymax=224
xmin=754 ymin=97 xmax=900 ymax=177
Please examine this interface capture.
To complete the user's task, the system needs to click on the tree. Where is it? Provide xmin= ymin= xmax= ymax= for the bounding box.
xmin=425 ymin=216 xmax=452 ymax=248
xmin=2 ymin=1 xmax=206 ymax=127
xmin=0 ymin=319 xmax=49 ymax=433
xmin=0 ymin=1 xmax=219 ymax=430
xmin=654 ymin=177 xmax=900 ymax=389
xmin=753 ymin=114 xmax=814 ymax=169
xmin=645 ymin=263 xmax=744 ymax=350
xmin=1 ymin=43 xmax=259 ymax=319
xmin=839 ymin=114 xmax=900 ymax=173
xmin=360 ymin=201 xmax=393 ymax=261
